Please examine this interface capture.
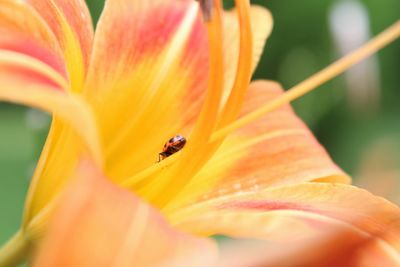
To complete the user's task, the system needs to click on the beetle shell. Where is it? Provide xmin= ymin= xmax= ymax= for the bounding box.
xmin=159 ymin=135 xmax=187 ymax=161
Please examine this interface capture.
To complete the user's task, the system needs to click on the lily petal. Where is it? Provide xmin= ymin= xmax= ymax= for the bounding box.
xmin=27 ymin=0 xmax=94 ymax=91
xmin=0 ymin=54 xmax=102 ymax=226
xmin=218 ymin=228 xmax=400 ymax=267
xmin=0 ymin=1 xmax=102 ymax=227
xmin=32 ymin=162 xmax=217 ymax=267
xmin=0 ymin=0 xmax=67 ymax=78
xmin=85 ymin=0 xmax=203 ymax=93
xmin=0 ymin=46 xmax=100 ymax=167
xmin=214 ymin=80 xmax=350 ymax=187
xmin=168 ymin=80 xmax=349 ymax=209
xmin=171 ymin=182 xmax=400 ymax=262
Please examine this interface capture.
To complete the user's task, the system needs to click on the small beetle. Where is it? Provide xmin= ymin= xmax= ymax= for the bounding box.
xmin=158 ymin=135 xmax=187 ymax=162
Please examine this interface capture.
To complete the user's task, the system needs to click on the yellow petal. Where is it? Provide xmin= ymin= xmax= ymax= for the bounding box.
xmin=84 ymin=0 xmax=205 ymax=182
xmin=0 ymin=70 xmax=101 ymax=232
xmin=22 ymin=0 xmax=204 ymax=233
xmin=0 ymin=51 xmax=100 ymax=166
xmin=0 ymin=1 xmax=101 ymax=226
xmin=0 ymin=52 xmax=102 ymax=228
xmin=27 ymin=0 xmax=94 ymax=92
xmin=32 ymin=161 xmax=217 ymax=267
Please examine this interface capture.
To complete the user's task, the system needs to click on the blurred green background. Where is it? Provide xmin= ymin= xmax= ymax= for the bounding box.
xmin=0 ymin=0 xmax=399 ymax=249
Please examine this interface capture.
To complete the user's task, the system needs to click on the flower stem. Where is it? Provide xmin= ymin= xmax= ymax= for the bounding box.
xmin=0 ymin=230 xmax=30 ymax=267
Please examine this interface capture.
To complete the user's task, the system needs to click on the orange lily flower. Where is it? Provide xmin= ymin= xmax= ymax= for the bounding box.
xmin=0 ymin=0 xmax=399 ymax=265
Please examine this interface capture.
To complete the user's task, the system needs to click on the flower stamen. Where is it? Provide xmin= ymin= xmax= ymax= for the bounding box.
xmin=197 ymin=0 xmax=213 ymax=21
xmin=216 ymin=0 xmax=253 ymax=128
xmin=210 ymin=20 xmax=400 ymax=143
xmin=161 ymin=0 xmax=254 ymax=211
xmin=141 ymin=0 xmax=225 ymax=206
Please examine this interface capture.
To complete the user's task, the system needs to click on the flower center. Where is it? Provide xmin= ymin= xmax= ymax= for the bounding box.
xmin=120 ymin=2 xmax=400 ymax=213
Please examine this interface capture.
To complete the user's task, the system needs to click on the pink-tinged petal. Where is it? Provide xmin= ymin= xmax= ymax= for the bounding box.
xmin=217 ymin=229 xmax=400 ymax=267
xmin=172 ymin=81 xmax=349 ymax=207
xmin=0 ymin=62 xmax=62 ymax=89
xmin=0 ymin=1 xmax=67 ymax=78
xmin=171 ymin=183 xmax=400 ymax=261
xmin=85 ymin=0 xmax=197 ymax=91
xmin=0 ymin=56 xmax=101 ymax=166
xmin=219 ymin=80 xmax=350 ymax=187
xmin=27 ymin=0 xmax=94 ymax=91
xmin=32 ymin=162 xmax=217 ymax=267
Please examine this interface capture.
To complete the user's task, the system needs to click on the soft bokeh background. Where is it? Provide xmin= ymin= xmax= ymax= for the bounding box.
xmin=1 ymin=0 xmax=399 ymax=248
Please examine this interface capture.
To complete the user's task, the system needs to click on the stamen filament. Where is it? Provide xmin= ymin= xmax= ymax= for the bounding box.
xmin=211 ymin=20 xmax=400 ymax=143
xmin=163 ymin=0 xmax=255 ymax=211
xmin=143 ymin=0 xmax=225 ymax=205
xmin=120 ymin=153 xmax=177 ymax=188
xmin=0 ymin=231 xmax=29 ymax=267
xmin=217 ymin=0 xmax=253 ymax=128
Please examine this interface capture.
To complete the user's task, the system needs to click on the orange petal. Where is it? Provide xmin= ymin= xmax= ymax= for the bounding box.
xmin=169 ymin=80 xmax=349 ymax=208
xmin=27 ymin=0 xmax=94 ymax=91
xmin=32 ymin=162 xmax=217 ymax=267
xmin=84 ymin=0 xmax=206 ymax=181
xmin=217 ymin=229 xmax=400 ymax=267
xmin=0 ymin=0 xmax=67 ymax=78
xmin=218 ymin=80 xmax=350 ymax=187
xmin=171 ymin=182 xmax=400 ymax=261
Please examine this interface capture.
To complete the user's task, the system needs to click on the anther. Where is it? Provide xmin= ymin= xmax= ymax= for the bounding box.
xmin=196 ymin=0 xmax=213 ymax=21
